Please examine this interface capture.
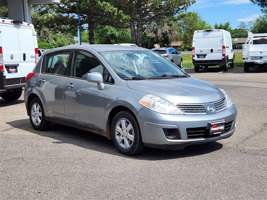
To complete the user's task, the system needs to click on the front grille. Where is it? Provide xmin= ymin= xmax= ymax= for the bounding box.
xmin=177 ymin=98 xmax=227 ymax=114
xmin=177 ymin=104 xmax=206 ymax=114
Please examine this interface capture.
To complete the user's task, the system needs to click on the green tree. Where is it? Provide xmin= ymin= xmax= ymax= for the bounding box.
xmin=177 ymin=12 xmax=212 ymax=50
xmin=32 ymin=4 xmax=77 ymax=49
xmin=32 ymin=4 xmax=77 ymax=36
xmin=95 ymin=26 xmax=131 ymax=44
xmin=0 ymin=6 xmax=8 ymax=18
xmin=214 ymin=22 xmax=231 ymax=31
xmin=146 ymin=16 xmax=181 ymax=47
xmin=250 ymin=12 xmax=267 ymax=33
xmin=231 ymin=22 xmax=248 ymax=38
xmin=250 ymin=0 xmax=267 ymax=11
xmin=56 ymin=0 xmax=127 ymax=44
xmin=112 ymin=0 xmax=195 ymax=46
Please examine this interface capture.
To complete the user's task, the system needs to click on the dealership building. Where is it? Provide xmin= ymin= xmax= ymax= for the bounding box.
xmin=0 ymin=0 xmax=60 ymax=23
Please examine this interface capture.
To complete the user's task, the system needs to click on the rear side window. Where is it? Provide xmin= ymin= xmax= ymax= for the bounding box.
xmin=153 ymin=50 xmax=167 ymax=55
xmin=42 ymin=52 xmax=71 ymax=75
xmin=253 ymin=39 xmax=267 ymax=45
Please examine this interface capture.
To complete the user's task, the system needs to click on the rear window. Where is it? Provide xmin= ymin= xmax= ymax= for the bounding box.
xmin=153 ymin=50 xmax=167 ymax=55
xmin=253 ymin=39 xmax=267 ymax=45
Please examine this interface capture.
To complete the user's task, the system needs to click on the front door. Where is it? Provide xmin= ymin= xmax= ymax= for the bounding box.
xmin=64 ymin=50 xmax=113 ymax=133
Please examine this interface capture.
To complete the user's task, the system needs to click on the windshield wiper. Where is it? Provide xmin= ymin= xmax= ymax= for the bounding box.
xmin=124 ymin=76 xmax=146 ymax=80
xmin=149 ymin=74 xmax=188 ymax=79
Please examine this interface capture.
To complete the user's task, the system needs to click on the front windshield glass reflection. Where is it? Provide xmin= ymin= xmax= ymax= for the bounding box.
xmin=100 ymin=50 xmax=187 ymax=80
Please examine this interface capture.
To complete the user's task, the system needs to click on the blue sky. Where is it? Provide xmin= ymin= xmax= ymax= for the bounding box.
xmin=187 ymin=0 xmax=263 ymax=29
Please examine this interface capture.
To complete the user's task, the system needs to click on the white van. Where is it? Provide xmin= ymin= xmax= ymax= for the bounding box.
xmin=0 ymin=19 xmax=38 ymax=102
xmin=192 ymin=29 xmax=234 ymax=72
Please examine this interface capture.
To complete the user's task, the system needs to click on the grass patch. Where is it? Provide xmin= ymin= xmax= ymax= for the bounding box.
xmin=181 ymin=51 xmax=243 ymax=68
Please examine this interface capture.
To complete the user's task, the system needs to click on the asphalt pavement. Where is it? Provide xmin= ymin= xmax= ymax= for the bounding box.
xmin=0 ymin=67 xmax=266 ymax=200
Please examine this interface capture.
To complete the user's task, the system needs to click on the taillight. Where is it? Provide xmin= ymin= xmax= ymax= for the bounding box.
xmin=35 ymin=48 xmax=38 ymax=64
xmin=222 ymin=46 xmax=226 ymax=57
xmin=166 ymin=55 xmax=170 ymax=58
xmin=192 ymin=47 xmax=195 ymax=58
xmin=25 ymin=72 xmax=36 ymax=83
xmin=0 ymin=46 xmax=3 ymax=71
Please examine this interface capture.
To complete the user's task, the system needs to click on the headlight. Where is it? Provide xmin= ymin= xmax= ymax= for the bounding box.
xmin=220 ymin=89 xmax=233 ymax=108
xmin=139 ymin=94 xmax=183 ymax=115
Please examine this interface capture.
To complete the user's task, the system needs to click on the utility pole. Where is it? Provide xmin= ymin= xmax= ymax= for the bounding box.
xmin=77 ymin=0 xmax=82 ymax=45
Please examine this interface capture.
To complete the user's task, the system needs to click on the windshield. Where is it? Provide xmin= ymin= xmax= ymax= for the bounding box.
xmin=100 ymin=50 xmax=187 ymax=80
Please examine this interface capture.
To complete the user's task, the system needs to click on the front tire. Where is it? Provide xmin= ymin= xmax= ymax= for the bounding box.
xmin=111 ymin=111 xmax=143 ymax=155
xmin=29 ymin=97 xmax=50 ymax=130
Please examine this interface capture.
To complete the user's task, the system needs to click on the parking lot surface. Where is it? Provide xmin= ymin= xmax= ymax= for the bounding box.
xmin=1 ymin=67 xmax=266 ymax=200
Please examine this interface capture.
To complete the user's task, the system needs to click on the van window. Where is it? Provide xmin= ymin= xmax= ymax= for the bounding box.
xmin=43 ymin=53 xmax=70 ymax=75
xmin=253 ymin=39 xmax=267 ymax=45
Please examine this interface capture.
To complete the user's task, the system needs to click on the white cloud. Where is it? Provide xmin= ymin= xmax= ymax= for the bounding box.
xmin=222 ymin=0 xmax=251 ymax=5
xmin=237 ymin=14 xmax=261 ymax=22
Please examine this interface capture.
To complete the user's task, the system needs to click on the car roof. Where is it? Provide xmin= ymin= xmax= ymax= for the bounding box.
xmin=152 ymin=47 xmax=175 ymax=51
xmin=43 ymin=44 xmax=147 ymax=55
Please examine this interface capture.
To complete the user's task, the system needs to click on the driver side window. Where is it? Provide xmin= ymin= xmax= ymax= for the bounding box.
xmin=71 ymin=51 xmax=114 ymax=84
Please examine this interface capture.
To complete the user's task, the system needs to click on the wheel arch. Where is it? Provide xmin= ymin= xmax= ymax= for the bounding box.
xmin=104 ymin=105 xmax=140 ymax=140
xmin=26 ymin=93 xmax=41 ymax=116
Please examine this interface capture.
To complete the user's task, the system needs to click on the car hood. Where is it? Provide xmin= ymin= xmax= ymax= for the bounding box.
xmin=126 ymin=77 xmax=224 ymax=104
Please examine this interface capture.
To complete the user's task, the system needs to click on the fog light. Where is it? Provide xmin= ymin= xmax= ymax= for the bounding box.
xmin=163 ymin=128 xmax=181 ymax=140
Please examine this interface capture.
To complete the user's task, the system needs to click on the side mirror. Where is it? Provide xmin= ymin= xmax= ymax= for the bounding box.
xmin=86 ymin=72 xmax=105 ymax=90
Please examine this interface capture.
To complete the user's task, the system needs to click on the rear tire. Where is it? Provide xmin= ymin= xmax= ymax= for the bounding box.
xmin=111 ymin=111 xmax=143 ymax=155
xmin=230 ymin=61 xmax=234 ymax=68
xmin=29 ymin=97 xmax=50 ymax=131
xmin=179 ymin=60 xmax=183 ymax=68
xmin=1 ymin=89 xmax=22 ymax=102
xmin=194 ymin=65 xmax=200 ymax=72
xmin=244 ymin=63 xmax=250 ymax=72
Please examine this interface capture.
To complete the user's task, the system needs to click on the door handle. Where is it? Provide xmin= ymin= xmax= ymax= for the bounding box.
xmin=67 ymin=83 xmax=74 ymax=89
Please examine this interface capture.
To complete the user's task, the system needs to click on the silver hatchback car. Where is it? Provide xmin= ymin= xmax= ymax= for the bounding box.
xmin=25 ymin=45 xmax=237 ymax=155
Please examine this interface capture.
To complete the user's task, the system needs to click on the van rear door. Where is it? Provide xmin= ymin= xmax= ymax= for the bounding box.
xmin=1 ymin=22 xmax=37 ymax=81
xmin=194 ymin=31 xmax=223 ymax=61
xmin=17 ymin=24 xmax=37 ymax=78
xmin=1 ymin=23 xmax=21 ymax=80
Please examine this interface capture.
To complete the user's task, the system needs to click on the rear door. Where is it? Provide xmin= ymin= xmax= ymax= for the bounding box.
xmin=17 ymin=24 xmax=37 ymax=77
xmin=1 ymin=23 xmax=21 ymax=80
xmin=38 ymin=51 xmax=71 ymax=119
xmin=1 ymin=22 xmax=37 ymax=80
xmin=194 ymin=31 xmax=223 ymax=61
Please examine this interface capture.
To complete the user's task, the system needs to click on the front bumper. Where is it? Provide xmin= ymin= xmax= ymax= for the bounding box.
xmin=136 ymin=105 xmax=237 ymax=149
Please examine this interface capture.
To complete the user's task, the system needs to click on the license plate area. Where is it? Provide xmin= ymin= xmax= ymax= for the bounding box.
xmin=209 ymin=121 xmax=225 ymax=135
xmin=197 ymin=54 xmax=207 ymax=58
xmin=5 ymin=65 xmax=19 ymax=73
